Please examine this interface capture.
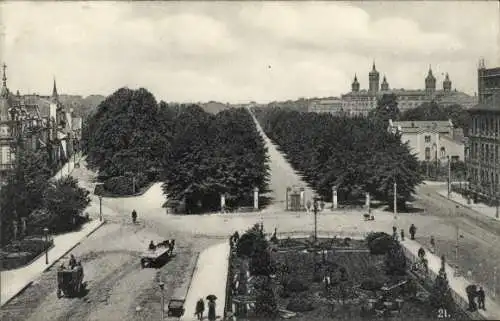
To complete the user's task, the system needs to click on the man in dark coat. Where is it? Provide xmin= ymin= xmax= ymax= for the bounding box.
xmin=409 ymin=224 xmax=417 ymax=240
xmin=478 ymin=286 xmax=486 ymax=310
xmin=69 ymin=254 xmax=77 ymax=269
xmin=132 ymin=210 xmax=137 ymax=223
xmin=400 ymin=229 xmax=405 ymax=241
xmin=195 ymin=298 xmax=205 ymax=320
xmin=466 ymin=284 xmax=478 ymax=311
xmin=149 ymin=241 xmax=156 ymax=250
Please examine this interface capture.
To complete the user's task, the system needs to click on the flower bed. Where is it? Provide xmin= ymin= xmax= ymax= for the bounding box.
xmin=0 ymin=236 xmax=54 ymax=270
xmin=228 ymin=237 xmax=469 ymax=321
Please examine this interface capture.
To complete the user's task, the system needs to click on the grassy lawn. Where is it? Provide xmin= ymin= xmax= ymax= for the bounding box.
xmin=228 ymin=237 xmax=469 ymax=321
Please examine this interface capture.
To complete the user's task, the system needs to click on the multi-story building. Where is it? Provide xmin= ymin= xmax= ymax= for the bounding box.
xmin=388 ymin=119 xmax=465 ymax=162
xmin=341 ymin=63 xmax=477 ymax=116
xmin=466 ymin=64 xmax=500 ymax=202
xmin=308 ymin=98 xmax=343 ymax=115
xmin=0 ymin=64 xmax=80 ymax=181
xmin=478 ymin=59 xmax=500 ymax=104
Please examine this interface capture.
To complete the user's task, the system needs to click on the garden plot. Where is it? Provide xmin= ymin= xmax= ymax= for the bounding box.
xmin=228 ymin=236 xmax=469 ymax=321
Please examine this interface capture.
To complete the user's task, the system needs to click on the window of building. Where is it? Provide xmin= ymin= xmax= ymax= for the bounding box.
xmin=440 ymin=147 xmax=446 ymax=157
xmin=451 ymin=155 xmax=459 ymax=162
xmin=425 ymin=147 xmax=431 ymax=160
xmin=425 ymin=135 xmax=431 ymax=143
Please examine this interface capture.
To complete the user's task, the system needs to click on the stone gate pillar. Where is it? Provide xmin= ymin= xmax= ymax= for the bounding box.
xmin=253 ymin=187 xmax=259 ymax=210
xmin=21 ymin=217 xmax=27 ymax=236
xmin=300 ymin=187 xmax=305 ymax=210
xmin=12 ymin=220 xmax=18 ymax=241
xmin=332 ymin=186 xmax=338 ymax=209
xmin=221 ymin=194 xmax=226 ymax=213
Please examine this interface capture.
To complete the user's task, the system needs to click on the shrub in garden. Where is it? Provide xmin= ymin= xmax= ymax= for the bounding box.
xmin=286 ymin=296 xmax=315 ymax=312
xmin=286 ymin=278 xmax=309 ymax=292
xmin=384 ymin=242 xmax=407 ymax=275
xmin=366 ymin=232 xmax=390 ymax=246
xmin=369 ymin=234 xmax=395 ymax=255
xmin=360 ymin=279 xmax=384 ymax=292
xmin=430 ymin=268 xmax=455 ymax=314
xmin=255 ymin=276 xmax=278 ymax=318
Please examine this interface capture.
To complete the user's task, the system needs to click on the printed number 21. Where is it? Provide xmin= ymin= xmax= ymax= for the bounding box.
xmin=438 ymin=308 xmax=449 ymax=318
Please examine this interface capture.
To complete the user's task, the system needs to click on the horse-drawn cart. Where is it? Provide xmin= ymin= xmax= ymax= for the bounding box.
xmin=140 ymin=240 xmax=175 ymax=268
xmin=57 ymin=267 xmax=84 ymax=298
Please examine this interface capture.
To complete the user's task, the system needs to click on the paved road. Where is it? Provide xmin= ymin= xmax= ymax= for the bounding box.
xmin=0 ymin=161 xmax=220 ymax=321
xmin=248 ymin=107 xmax=316 ymax=213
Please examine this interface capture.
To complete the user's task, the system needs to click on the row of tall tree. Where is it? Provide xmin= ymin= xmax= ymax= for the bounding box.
xmin=162 ymin=106 xmax=270 ymax=213
xmin=84 ymin=88 xmax=270 ymax=213
xmin=253 ymin=102 xmax=422 ymax=208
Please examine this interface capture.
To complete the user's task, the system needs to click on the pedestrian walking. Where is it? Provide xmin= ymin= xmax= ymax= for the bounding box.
xmin=132 ymin=209 xmax=137 ymax=223
xmin=409 ymin=224 xmax=417 ymax=240
xmin=392 ymin=226 xmax=398 ymax=241
xmin=478 ymin=286 xmax=486 ymax=310
xmin=208 ymin=299 xmax=216 ymax=321
xmin=466 ymin=284 xmax=478 ymax=311
xmin=195 ymin=298 xmax=205 ymax=320
xmin=400 ymin=229 xmax=405 ymax=241
xmin=430 ymin=236 xmax=436 ymax=253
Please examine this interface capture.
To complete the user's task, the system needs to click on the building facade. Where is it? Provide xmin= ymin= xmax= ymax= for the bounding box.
xmin=340 ymin=63 xmax=477 ymax=116
xmin=466 ymin=93 xmax=500 ymax=201
xmin=308 ymin=98 xmax=344 ymax=115
xmin=0 ymin=64 xmax=80 ymax=182
xmin=388 ymin=119 xmax=465 ymax=162
xmin=478 ymin=60 xmax=500 ymax=104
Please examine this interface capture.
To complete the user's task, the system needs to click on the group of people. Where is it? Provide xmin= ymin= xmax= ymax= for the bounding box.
xmin=392 ymin=224 xmax=418 ymax=242
xmin=466 ymin=284 xmax=486 ymax=311
xmin=148 ymin=239 xmax=176 ymax=255
xmin=195 ymin=297 xmax=216 ymax=321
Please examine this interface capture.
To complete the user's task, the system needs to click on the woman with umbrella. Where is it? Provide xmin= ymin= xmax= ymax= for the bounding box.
xmin=206 ymin=294 xmax=217 ymax=321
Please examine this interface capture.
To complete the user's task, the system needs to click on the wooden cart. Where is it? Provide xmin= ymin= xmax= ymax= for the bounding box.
xmin=167 ymin=299 xmax=185 ymax=317
xmin=57 ymin=268 xmax=84 ymax=298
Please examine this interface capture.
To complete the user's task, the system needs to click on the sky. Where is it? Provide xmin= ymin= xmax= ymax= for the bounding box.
xmin=1 ymin=1 xmax=499 ymax=104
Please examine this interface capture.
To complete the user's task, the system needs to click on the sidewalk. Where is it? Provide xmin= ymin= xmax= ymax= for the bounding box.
xmin=0 ymin=218 xmax=105 ymax=306
xmin=181 ymin=242 xmax=230 ymax=321
xmin=402 ymin=238 xmax=500 ymax=320
xmin=437 ymin=189 xmax=500 ymax=221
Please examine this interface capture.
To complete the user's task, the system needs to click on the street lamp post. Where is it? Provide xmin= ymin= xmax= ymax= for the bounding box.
xmin=159 ymin=282 xmax=165 ymax=320
xmin=447 ymin=155 xmax=451 ymax=199
xmin=393 ymin=181 xmax=397 ymax=220
xmin=44 ymin=227 xmax=49 ymax=265
xmin=313 ymin=195 xmax=319 ymax=242
xmin=494 ymin=267 xmax=498 ymax=298
xmin=99 ymin=195 xmax=103 ymax=222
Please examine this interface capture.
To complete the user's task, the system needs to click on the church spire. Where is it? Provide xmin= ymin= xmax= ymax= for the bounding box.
xmin=1 ymin=63 xmax=9 ymax=98
xmin=52 ymin=77 xmax=59 ymax=101
xmin=372 ymin=60 xmax=377 ymax=71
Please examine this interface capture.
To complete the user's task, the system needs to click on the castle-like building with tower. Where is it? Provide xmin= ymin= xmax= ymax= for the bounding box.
xmin=339 ymin=62 xmax=477 ymax=116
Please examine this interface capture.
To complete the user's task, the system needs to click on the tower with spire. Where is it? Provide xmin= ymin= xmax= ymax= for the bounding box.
xmin=381 ymin=75 xmax=390 ymax=91
xmin=351 ymin=74 xmax=360 ymax=92
xmin=369 ymin=61 xmax=380 ymax=93
xmin=425 ymin=65 xmax=436 ymax=93
xmin=0 ymin=63 xmax=11 ymax=121
xmin=443 ymin=73 xmax=452 ymax=92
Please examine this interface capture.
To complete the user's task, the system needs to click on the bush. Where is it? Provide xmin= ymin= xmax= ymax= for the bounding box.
xmin=385 ymin=242 xmax=407 ymax=275
xmin=366 ymin=232 xmax=390 ymax=245
xmin=360 ymin=279 xmax=384 ymax=292
xmin=369 ymin=235 xmax=395 ymax=255
xmin=286 ymin=296 xmax=315 ymax=312
xmin=286 ymin=278 xmax=309 ymax=292
xmin=104 ymin=176 xmax=133 ymax=195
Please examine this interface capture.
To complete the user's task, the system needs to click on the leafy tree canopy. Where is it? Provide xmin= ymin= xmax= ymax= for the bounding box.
xmin=253 ymin=107 xmax=422 ymax=207
xmin=400 ymin=102 xmax=470 ymax=132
